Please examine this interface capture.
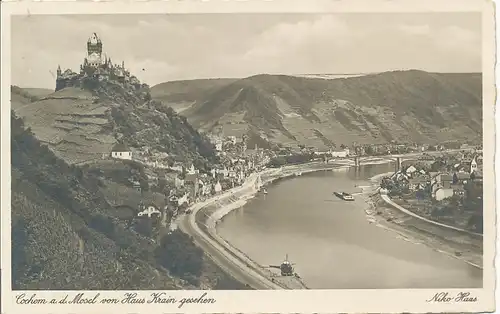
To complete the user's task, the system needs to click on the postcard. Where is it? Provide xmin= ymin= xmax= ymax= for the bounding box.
xmin=1 ymin=0 xmax=496 ymax=313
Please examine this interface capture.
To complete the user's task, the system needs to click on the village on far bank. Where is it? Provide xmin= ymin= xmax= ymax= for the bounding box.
xmin=87 ymin=127 xmax=483 ymax=240
xmin=378 ymin=148 xmax=483 ymax=234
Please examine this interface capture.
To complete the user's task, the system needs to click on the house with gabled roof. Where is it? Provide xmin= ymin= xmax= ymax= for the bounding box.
xmin=453 ymin=172 xmax=471 ymax=185
xmin=111 ymin=142 xmax=132 ymax=160
xmin=408 ymin=177 xmax=428 ymax=191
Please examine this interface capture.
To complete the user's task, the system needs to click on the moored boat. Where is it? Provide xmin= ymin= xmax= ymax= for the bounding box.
xmin=334 ymin=191 xmax=355 ymax=201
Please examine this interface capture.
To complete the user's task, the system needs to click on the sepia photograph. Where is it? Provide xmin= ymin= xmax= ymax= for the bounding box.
xmin=1 ymin=0 xmax=496 ymax=313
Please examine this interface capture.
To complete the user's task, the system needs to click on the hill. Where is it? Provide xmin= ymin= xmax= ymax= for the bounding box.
xmin=150 ymin=78 xmax=238 ymax=113
xmin=11 ymin=112 xmax=181 ymax=289
xmin=12 ymin=74 xmax=217 ymax=167
xmin=11 ymin=112 xmax=246 ymax=290
xmin=11 ymin=86 xmax=53 ymax=109
xmin=152 ymin=71 xmax=482 ymax=149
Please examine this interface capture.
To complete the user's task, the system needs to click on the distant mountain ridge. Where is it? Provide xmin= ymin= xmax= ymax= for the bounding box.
xmin=151 ymin=70 xmax=482 ymax=149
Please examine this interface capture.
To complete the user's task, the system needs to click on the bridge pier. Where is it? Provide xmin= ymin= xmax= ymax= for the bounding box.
xmin=395 ymin=157 xmax=402 ymax=172
xmin=354 ymin=156 xmax=360 ymax=167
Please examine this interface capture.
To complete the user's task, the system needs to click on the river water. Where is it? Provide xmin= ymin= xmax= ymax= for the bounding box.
xmin=217 ymin=163 xmax=482 ymax=289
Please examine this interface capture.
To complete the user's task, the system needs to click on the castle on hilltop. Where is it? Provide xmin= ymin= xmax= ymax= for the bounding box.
xmin=56 ymin=32 xmax=143 ymax=91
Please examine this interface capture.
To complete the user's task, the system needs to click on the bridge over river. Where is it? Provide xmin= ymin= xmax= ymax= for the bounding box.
xmin=348 ymin=148 xmax=478 ymax=172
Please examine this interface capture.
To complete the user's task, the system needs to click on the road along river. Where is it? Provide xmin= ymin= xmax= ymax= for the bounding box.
xmin=217 ymin=163 xmax=482 ymax=289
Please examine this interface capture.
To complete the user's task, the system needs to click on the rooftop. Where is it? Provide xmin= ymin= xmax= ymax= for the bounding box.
xmin=409 ymin=177 xmax=428 ymax=184
xmin=455 ymin=172 xmax=471 ymax=180
xmin=112 ymin=142 xmax=130 ymax=152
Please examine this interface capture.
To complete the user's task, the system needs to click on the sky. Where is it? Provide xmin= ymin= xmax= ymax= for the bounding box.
xmin=11 ymin=13 xmax=481 ymax=89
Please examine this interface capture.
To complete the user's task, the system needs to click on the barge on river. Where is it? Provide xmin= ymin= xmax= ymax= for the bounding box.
xmin=334 ymin=191 xmax=355 ymax=201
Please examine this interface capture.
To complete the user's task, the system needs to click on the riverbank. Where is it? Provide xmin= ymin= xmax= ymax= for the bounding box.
xmin=192 ymin=156 xmax=481 ymax=290
xmin=365 ymin=173 xmax=483 ymax=269
xmin=190 ymin=171 xmax=306 ymax=289
xmin=198 ymin=159 xmax=392 ymax=289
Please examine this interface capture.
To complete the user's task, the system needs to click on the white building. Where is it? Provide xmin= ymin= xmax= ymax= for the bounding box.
xmin=111 ymin=143 xmax=132 ymax=160
xmin=187 ymin=164 xmax=197 ymax=175
xmin=215 ymin=140 xmax=223 ymax=151
xmin=331 ymin=149 xmax=350 ymax=158
xmin=435 ymin=188 xmax=454 ymax=201
xmin=214 ymin=181 xmax=222 ymax=193
xmin=177 ymin=194 xmax=189 ymax=206
xmin=405 ymin=165 xmax=418 ymax=177
xmin=138 ymin=205 xmax=161 ymax=218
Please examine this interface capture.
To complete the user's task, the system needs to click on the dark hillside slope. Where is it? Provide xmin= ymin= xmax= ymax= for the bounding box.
xmin=11 ymin=112 xmax=183 ymax=290
xmin=11 ymin=112 xmax=248 ymax=290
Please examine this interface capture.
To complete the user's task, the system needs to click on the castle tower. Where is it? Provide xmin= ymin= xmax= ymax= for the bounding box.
xmin=56 ymin=65 xmax=62 ymax=77
xmin=87 ymin=33 xmax=102 ymax=56
xmin=86 ymin=33 xmax=103 ymax=68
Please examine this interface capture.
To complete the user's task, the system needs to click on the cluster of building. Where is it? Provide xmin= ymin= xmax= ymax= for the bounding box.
xmin=313 ymin=148 xmax=351 ymax=158
xmin=207 ymin=134 xmax=249 ymax=155
xmin=107 ymin=137 xmax=268 ymax=219
xmin=354 ymin=142 xmax=479 ymax=157
xmin=384 ymin=153 xmax=483 ymax=202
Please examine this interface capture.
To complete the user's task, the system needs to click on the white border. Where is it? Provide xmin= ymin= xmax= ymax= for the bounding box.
xmin=1 ymin=1 xmax=496 ymax=313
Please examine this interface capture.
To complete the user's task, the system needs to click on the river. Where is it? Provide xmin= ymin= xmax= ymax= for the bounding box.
xmin=217 ymin=163 xmax=482 ymax=289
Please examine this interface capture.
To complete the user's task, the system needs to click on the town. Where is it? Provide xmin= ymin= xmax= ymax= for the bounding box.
xmin=99 ymin=131 xmax=483 ymax=238
xmin=54 ymin=32 xmax=483 ymax=240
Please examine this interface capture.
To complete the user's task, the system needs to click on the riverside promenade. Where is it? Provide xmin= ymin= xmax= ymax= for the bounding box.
xmin=380 ymin=194 xmax=483 ymax=238
xmin=177 ymin=162 xmax=348 ymax=289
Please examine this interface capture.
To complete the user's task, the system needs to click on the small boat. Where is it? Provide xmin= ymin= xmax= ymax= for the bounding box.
xmin=334 ymin=191 xmax=354 ymax=201
xmin=263 ymin=189 xmax=268 ymax=194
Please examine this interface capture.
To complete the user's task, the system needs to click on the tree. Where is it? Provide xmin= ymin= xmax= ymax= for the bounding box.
xmin=135 ymin=218 xmax=153 ymax=237
xmin=415 ymin=190 xmax=425 ymax=200
xmin=365 ymin=146 xmax=374 ymax=155
xmin=11 ymin=218 xmax=29 ymax=288
xmin=467 ymin=213 xmax=483 ymax=233
xmin=155 ymin=230 xmax=204 ymax=282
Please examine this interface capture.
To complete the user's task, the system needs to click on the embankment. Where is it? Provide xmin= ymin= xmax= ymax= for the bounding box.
xmin=196 ymin=158 xmax=391 ymax=289
xmin=366 ymin=173 xmax=483 ymax=269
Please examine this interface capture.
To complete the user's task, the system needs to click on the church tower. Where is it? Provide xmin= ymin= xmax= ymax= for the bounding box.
xmin=470 ymin=155 xmax=478 ymax=174
xmin=56 ymin=65 xmax=62 ymax=77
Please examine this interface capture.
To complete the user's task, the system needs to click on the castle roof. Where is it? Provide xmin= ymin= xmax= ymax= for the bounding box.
xmin=88 ymin=32 xmax=101 ymax=44
xmin=112 ymin=142 xmax=130 ymax=152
